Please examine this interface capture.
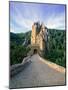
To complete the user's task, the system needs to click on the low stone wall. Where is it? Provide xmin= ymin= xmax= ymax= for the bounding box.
xmin=10 ymin=56 xmax=31 ymax=77
xmin=22 ymin=56 xmax=31 ymax=63
xmin=39 ymin=56 xmax=65 ymax=73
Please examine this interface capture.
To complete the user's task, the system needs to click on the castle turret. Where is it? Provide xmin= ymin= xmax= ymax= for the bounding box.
xmin=31 ymin=23 xmax=37 ymax=45
xmin=31 ymin=22 xmax=48 ymax=56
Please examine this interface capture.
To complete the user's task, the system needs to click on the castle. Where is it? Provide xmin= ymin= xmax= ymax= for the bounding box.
xmin=31 ymin=22 xmax=48 ymax=55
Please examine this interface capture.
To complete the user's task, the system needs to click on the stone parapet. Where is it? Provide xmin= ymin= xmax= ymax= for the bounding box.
xmin=10 ymin=56 xmax=31 ymax=77
xmin=39 ymin=56 xmax=65 ymax=73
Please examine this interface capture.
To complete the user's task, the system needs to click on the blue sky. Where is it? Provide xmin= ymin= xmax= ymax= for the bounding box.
xmin=10 ymin=2 xmax=66 ymax=33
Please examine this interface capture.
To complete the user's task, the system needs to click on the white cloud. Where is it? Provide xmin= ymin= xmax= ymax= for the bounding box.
xmin=45 ymin=13 xmax=65 ymax=29
xmin=10 ymin=4 xmax=43 ymax=32
xmin=10 ymin=4 xmax=65 ymax=33
xmin=11 ymin=7 xmax=33 ymax=31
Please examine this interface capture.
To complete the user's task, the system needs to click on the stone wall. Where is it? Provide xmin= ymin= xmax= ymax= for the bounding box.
xmin=31 ymin=22 xmax=48 ymax=55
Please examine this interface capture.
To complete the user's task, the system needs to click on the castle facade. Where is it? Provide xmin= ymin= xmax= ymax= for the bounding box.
xmin=31 ymin=22 xmax=48 ymax=55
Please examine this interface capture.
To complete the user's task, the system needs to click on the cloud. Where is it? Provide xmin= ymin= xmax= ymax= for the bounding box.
xmin=10 ymin=7 xmax=42 ymax=32
xmin=10 ymin=2 xmax=65 ymax=33
xmin=10 ymin=6 xmax=34 ymax=32
xmin=44 ymin=13 xmax=65 ymax=29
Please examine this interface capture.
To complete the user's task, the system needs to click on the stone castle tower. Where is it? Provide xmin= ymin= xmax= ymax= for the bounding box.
xmin=31 ymin=22 xmax=48 ymax=55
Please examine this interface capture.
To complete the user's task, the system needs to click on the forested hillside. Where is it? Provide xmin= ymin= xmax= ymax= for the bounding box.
xmin=44 ymin=29 xmax=66 ymax=67
xmin=10 ymin=31 xmax=31 ymax=45
xmin=10 ymin=29 xmax=66 ymax=67
xmin=10 ymin=31 xmax=31 ymax=65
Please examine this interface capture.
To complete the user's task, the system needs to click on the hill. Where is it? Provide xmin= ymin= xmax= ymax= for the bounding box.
xmin=10 ymin=29 xmax=66 ymax=67
xmin=10 ymin=31 xmax=31 ymax=65
xmin=10 ymin=31 xmax=31 ymax=45
xmin=44 ymin=29 xmax=66 ymax=67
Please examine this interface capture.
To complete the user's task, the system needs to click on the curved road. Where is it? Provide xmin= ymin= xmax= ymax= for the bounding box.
xmin=10 ymin=54 xmax=65 ymax=88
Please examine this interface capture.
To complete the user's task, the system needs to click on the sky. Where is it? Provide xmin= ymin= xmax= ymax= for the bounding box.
xmin=10 ymin=2 xmax=66 ymax=33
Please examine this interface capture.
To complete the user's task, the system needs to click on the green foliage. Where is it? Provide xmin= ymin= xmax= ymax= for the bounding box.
xmin=10 ymin=31 xmax=31 ymax=45
xmin=10 ymin=31 xmax=31 ymax=65
xmin=10 ymin=43 xmax=31 ymax=65
xmin=10 ymin=29 xmax=66 ymax=67
xmin=44 ymin=29 xmax=66 ymax=67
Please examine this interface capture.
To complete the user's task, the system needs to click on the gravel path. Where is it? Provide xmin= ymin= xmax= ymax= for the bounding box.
xmin=9 ymin=54 xmax=65 ymax=88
